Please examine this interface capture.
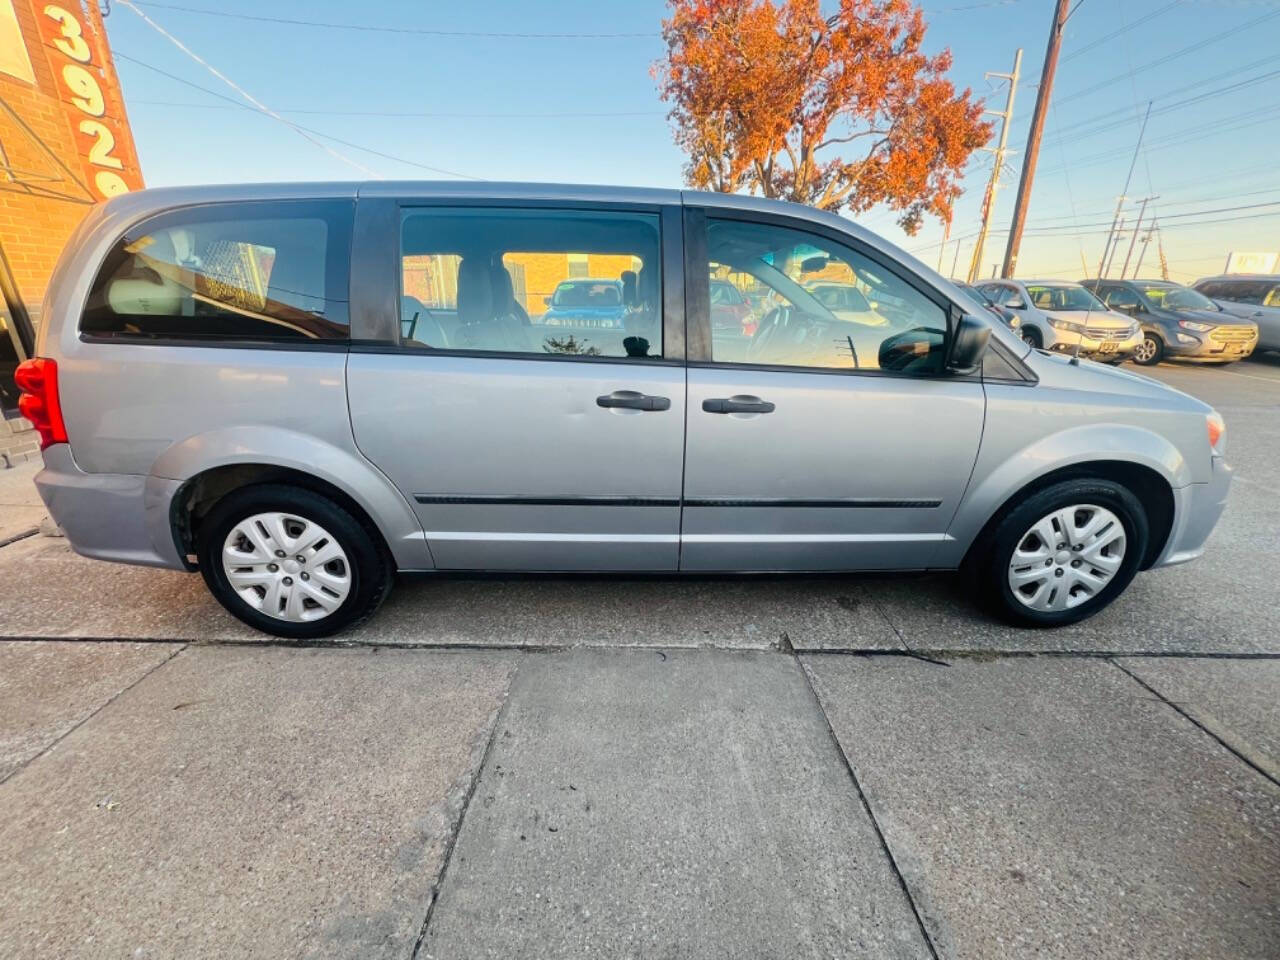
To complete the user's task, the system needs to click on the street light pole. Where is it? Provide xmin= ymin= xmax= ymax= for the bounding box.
xmin=966 ymin=48 xmax=1022 ymax=284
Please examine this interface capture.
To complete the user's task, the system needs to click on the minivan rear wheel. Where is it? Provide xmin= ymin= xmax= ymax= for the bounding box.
xmin=976 ymin=478 xmax=1148 ymax=627
xmin=197 ymin=484 xmax=392 ymax=638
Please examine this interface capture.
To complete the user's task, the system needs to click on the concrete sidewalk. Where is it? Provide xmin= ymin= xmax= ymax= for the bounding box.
xmin=1 ymin=641 xmax=1276 ymax=959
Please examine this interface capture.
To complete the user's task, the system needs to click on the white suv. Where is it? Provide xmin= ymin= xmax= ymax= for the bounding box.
xmin=977 ymin=279 xmax=1142 ymax=363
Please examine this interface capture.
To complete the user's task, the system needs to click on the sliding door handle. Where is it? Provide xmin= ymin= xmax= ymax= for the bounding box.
xmin=702 ymin=396 xmax=775 ymax=414
xmin=597 ymin=390 xmax=671 ymax=411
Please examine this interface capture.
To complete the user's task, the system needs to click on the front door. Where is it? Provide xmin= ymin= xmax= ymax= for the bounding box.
xmin=347 ymin=202 xmax=686 ymax=570
xmin=680 ymin=211 xmax=985 ymax=571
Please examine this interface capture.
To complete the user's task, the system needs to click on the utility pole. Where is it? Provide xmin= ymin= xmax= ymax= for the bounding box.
xmin=1097 ymin=100 xmax=1152 ymax=279
xmin=950 ymin=240 xmax=964 ymax=280
xmin=966 ymin=48 xmax=1022 ymax=284
xmin=1001 ymin=0 xmax=1072 ymax=278
xmin=1120 ymin=195 xmax=1157 ymax=279
xmin=1133 ymin=219 xmax=1156 ymax=278
xmin=1104 ymin=218 xmax=1127 ymax=278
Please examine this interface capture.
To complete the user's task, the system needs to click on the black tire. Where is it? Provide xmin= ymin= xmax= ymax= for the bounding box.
xmin=1133 ymin=333 xmax=1163 ymax=366
xmin=974 ymin=478 xmax=1149 ymax=628
xmin=1021 ymin=326 xmax=1042 ymax=349
xmin=197 ymin=484 xmax=392 ymax=638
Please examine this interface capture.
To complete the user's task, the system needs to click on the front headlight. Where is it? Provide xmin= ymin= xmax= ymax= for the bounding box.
xmin=1128 ymin=322 xmax=1141 ymax=338
xmin=1179 ymin=320 xmax=1213 ymax=333
xmin=1047 ymin=317 xmax=1084 ymax=333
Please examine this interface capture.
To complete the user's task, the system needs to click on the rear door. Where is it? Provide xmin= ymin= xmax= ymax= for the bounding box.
xmin=679 ymin=208 xmax=986 ymax=572
xmin=346 ymin=198 xmax=687 ymax=570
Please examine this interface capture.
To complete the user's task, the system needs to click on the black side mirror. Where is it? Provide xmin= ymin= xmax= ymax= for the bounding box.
xmin=947 ymin=314 xmax=991 ymax=375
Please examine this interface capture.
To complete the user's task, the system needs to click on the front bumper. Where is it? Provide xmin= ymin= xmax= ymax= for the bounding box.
xmin=1152 ymin=454 xmax=1232 ymax=568
xmin=1162 ymin=328 xmax=1258 ymax=362
xmin=33 ymin=444 xmax=187 ymax=569
xmin=1046 ymin=328 xmax=1144 ymax=359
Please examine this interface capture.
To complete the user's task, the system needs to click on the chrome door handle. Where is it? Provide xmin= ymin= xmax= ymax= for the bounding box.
xmin=702 ymin=396 xmax=775 ymax=414
xmin=597 ymin=390 xmax=671 ymax=411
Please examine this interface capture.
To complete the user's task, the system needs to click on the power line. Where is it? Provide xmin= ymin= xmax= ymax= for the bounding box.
xmin=125 ymin=1 xmax=658 ymax=39
xmin=116 ymin=0 xmax=380 ymax=176
xmin=127 ymin=100 xmax=663 ymax=120
xmin=1059 ymin=0 xmax=1185 ymax=64
xmin=114 ymin=52 xmax=481 ymax=179
xmin=1051 ymin=7 xmax=1280 ymax=106
xmin=1041 ymin=63 xmax=1280 ymax=147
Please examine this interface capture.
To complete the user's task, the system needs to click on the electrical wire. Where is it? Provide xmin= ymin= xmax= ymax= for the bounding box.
xmin=126 ymin=1 xmax=658 ymax=39
xmin=114 ymin=52 xmax=482 ymax=179
xmin=116 ymin=0 xmax=382 ymax=177
xmin=126 ymin=100 xmax=663 ymax=120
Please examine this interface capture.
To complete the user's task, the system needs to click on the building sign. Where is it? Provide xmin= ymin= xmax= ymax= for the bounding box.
xmin=1225 ymin=252 xmax=1279 ymax=275
xmin=36 ymin=1 xmax=143 ymax=199
xmin=0 ymin=0 xmax=34 ymax=82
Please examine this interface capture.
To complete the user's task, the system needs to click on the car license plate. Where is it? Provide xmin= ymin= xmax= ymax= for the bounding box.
xmin=1098 ymin=340 xmax=1118 ymax=353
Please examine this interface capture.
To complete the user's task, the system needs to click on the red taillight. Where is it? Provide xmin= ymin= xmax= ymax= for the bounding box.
xmin=14 ymin=357 xmax=67 ymax=449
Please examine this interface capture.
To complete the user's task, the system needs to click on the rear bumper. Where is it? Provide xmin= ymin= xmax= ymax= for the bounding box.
xmin=1151 ymin=454 xmax=1232 ymax=568
xmin=33 ymin=444 xmax=186 ymax=569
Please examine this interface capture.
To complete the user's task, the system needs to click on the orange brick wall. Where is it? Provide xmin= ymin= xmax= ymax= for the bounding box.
xmin=0 ymin=0 xmax=139 ymax=328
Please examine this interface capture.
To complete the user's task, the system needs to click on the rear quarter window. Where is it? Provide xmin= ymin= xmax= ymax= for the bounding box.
xmin=81 ymin=199 xmax=353 ymax=343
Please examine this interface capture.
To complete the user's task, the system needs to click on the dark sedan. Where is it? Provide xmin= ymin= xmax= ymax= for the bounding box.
xmin=1080 ymin=278 xmax=1259 ymax=365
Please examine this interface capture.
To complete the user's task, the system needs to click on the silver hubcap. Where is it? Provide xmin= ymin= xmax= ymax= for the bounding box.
xmin=1007 ymin=504 xmax=1126 ymax=613
xmin=222 ymin=512 xmax=351 ymax=622
xmin=1134 ymin=337 xmax=1157 ymax=362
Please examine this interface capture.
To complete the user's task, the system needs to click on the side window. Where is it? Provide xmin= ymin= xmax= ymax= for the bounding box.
xmin=1266 ymin=286 xmax=1280 ymax=308
xmin=1102 ymin=287 xmax=1140 ymax=311
xmin=82 ymin=200 xmax=353 ymax=342
xmin=703 ymin=217 xmax=947 ymax=375
xmin=976 ymin=283 xmax=1006 ymax=304
xmin=1196 ymin=281 xmax=1225 ymax=300
xmin=399 ymin=208 xmax=662 ymax=359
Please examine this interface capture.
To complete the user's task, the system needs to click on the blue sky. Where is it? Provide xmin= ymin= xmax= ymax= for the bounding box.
xmin=105 ymin=0 xmax=1280 ymax=283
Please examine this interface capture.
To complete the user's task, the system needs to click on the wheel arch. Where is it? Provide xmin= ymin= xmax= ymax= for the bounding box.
xmin=959 ymin=459 xmax=1176 ymax=571
xmin=150 ymin=426 xmax=431 ymax=571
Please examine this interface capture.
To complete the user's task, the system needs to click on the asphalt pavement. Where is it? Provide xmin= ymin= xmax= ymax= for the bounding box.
xmin=1 ymin=356 xmax=1277 ymax=958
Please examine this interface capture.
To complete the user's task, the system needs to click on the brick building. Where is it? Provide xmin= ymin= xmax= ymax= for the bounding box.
xmin=0 ymin=0 xmax=142 ymax=462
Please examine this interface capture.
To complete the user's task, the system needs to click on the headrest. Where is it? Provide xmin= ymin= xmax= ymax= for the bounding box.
xmin=621 ymin=270 xmax=638 ymax=307
xmin=637 ymin=265 xmax=658 ymax=306
xmin=457 ymin=257 xmax=493 ymax=325
xmin=490 ymin=261 xmax=515 ymax=306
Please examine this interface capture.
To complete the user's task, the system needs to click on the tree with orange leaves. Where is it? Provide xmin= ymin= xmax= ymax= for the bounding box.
xmin=654 ymin=0 xmax=991 ymax=233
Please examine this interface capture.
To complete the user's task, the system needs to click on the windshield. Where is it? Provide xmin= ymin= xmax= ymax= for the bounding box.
xmin=1025 ymin=284 xmax=1104 ymax=312
xmin=1138 ymin=283 xmax=1217 ymax=311
xmin=552 ymin=281 xmax=621 ymax=308
xmin=710 ymin=281 xmax=744 ymax=305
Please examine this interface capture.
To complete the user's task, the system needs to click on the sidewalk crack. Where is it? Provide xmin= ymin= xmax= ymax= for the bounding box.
xmin=410 ymin=657 xmax=521 ymax=959
xmin=794 ymin=654 xmax=942 ymax=960
xmin=0 ymin=642 xmax=188 ymax=788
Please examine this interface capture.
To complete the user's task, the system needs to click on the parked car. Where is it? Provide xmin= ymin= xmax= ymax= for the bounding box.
xmin=1192 ymin=274 xmax=1280 ymax=353
xmin=541 ymin=278 xmax=626 ymax=329
xmin=19 ymin=182 xmax=1230 ymax=637
xmin=804 ymin=281 xmax=892 ymax=326
xmin=954 ymin=282 xmax=1021 ymax=331
xmin=975 ymin=278 xmax=1141 ymax=363
xmin=710 ymin=278 xmax=756 ymax=336
xmin=1081 ymin=278 xmax=1259 ymax=365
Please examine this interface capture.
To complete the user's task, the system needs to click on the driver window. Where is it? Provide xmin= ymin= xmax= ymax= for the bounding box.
xmin=704 ymin=218 xmax=947 ymax=375
xmin=1103 ymin=287 xmax=1140 ymax=311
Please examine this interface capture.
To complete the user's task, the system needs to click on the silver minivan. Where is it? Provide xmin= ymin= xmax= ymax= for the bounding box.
xmin=18 ymin=182 xmax=1231 ymax=637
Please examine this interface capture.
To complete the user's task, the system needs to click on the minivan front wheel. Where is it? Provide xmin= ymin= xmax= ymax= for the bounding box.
xmin=198 ymin=484 xmax=391 ymax=638
xmin=977 ymin=479 xmax=1148 ymax=627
